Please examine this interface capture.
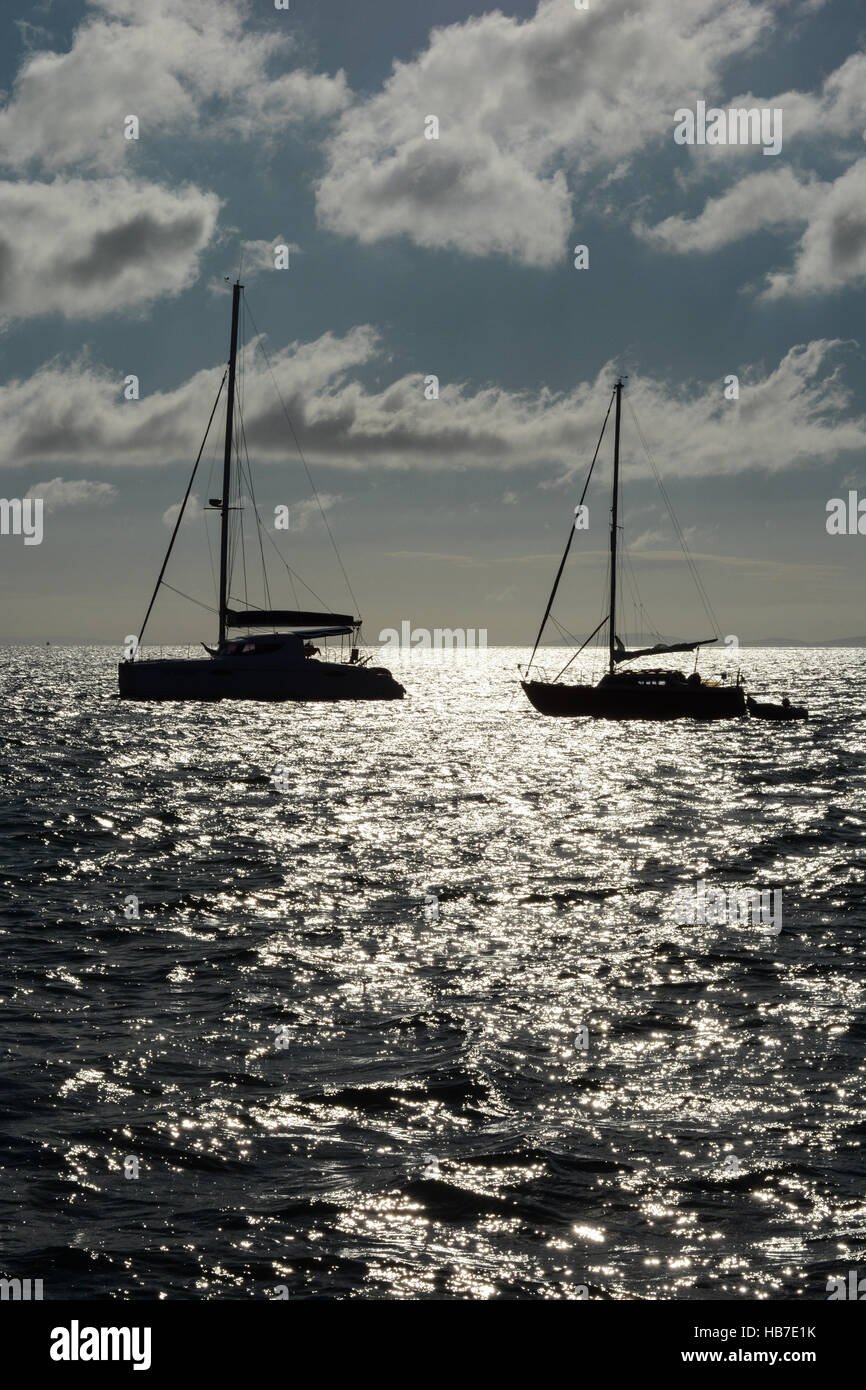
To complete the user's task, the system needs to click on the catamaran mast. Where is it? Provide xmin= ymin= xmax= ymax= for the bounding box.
xmin=218 ymin=280 xmax=242 ymax=645
xmin=608 ymin=377 xmax=623 ymax=674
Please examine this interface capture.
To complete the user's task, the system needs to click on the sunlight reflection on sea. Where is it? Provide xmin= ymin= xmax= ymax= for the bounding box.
xmin=1 ymin=645 xmax=864 ymax=1299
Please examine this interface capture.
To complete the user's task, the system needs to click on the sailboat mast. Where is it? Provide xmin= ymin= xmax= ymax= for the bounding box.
xmin=218 ymin=280 xmax=242 ymax=645
xmin=608 ymin=378 xmax=623 ymax=674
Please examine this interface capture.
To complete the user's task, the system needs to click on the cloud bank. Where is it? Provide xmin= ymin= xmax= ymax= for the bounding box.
xmin=2 ymin=329 xmax=862 ymax=480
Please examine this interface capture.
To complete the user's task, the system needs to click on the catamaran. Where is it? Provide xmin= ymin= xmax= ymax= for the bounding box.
xmin=521 ymin=378 xmax=746 ymax=720
xmin=119 ymin=281 xmax=404 ymax=702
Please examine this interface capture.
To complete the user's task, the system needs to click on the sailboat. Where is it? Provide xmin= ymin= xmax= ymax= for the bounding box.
xmin=521 ymin=378 xmax=746 ymax=720
xmin=119 ymin=280 xmax=404 ymax=702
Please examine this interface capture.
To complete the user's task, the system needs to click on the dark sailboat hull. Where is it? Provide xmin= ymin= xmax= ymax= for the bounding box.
xmin=521 ymin=678 xmax=745 ymax=721
xmin=118 ymin=657 xmax=404 ymax=702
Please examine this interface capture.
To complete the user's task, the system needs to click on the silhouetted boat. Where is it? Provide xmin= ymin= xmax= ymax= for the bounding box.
xmin=119 ymin=281 xmax=403 ymax=702
xmin=521 ymin=378 xmax=745 ymax=721
xmin=747 ymin=696 xmax=808 ymax=721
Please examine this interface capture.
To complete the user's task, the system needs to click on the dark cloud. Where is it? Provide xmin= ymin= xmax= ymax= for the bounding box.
xmin=0 ymin=178 xmax=220 ymax=320
xmin=67 ymin=212 xmax=207 ymax=288
xmin=0 ymin=234 xmax=15 ymax=305
xmin=830 ymin=210 xmax=866 ymax=268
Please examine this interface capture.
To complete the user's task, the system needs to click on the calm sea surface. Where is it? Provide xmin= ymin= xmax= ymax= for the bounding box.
xmin=1 ymin=645 xmax=864 ymax=1300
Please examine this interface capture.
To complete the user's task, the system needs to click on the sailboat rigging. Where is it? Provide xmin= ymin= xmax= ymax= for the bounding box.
xmin=521 ymin=378 xmax=746 ymax=720
xmin=118 ymin=281 xmax=404 ymax=701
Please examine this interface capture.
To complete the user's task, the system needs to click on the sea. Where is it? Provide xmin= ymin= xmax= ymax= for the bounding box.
xmin=1 ymin=644 xmax=864 ymax=1300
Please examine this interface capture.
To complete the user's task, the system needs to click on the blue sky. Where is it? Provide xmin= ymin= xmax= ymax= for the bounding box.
xmin=0 ymin=0 xmax=864 ymax=645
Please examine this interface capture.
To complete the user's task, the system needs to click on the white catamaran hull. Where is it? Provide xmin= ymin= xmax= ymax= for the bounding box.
xmin=118 ymin=654 xmax=404 ymax=701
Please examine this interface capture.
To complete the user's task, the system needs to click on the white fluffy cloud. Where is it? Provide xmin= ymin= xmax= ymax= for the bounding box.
xmin=315 ymin=0 xmax=773 ymax=267
xmin=0 ymin=1 xmax=346 ymax=321
xmin=313 ymin=0 xmax=866 ymax=298
xmin=288 ymin=494 xmax=343 ymax=532
xmin=635 ymin=167 xmax=822 ymax=254
xmin=25 ymin=477 xmax=117 ymax=509
xmin=0 ymin=177 xmax=220 ymax=321
xmin=162 ymin=492 xmax=206 ymax=528
xmin=636 ymin=49 xmax=866 ymax=294
xmin=742 ymin=51 xmax=866 ymax=151
xmin=761 ymin=159 xmax=866 ymax=299
xmin=606 ymin=339 xmax=866 ymax=477
xmin=636 ymin=159 xmax=866 ymax=298
xmin=1 ymin=327 xmax=862 ymax=480
xmin=0 ymin=0 xmax=348 ymax=174
xmin=3 ymin=0 xmax=859 ymax=305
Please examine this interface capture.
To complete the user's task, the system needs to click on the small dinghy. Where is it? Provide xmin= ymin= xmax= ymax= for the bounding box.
xmin=746 ymin=695 xmax=808 ymax=721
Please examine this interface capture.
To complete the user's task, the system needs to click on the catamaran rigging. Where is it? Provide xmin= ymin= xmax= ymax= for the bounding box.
xmin=119 ymin=280 xmax=403 ymax=701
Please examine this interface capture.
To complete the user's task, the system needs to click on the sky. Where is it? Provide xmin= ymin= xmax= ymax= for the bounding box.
xmin=0 ymin=0 xmax=864 ymax=646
